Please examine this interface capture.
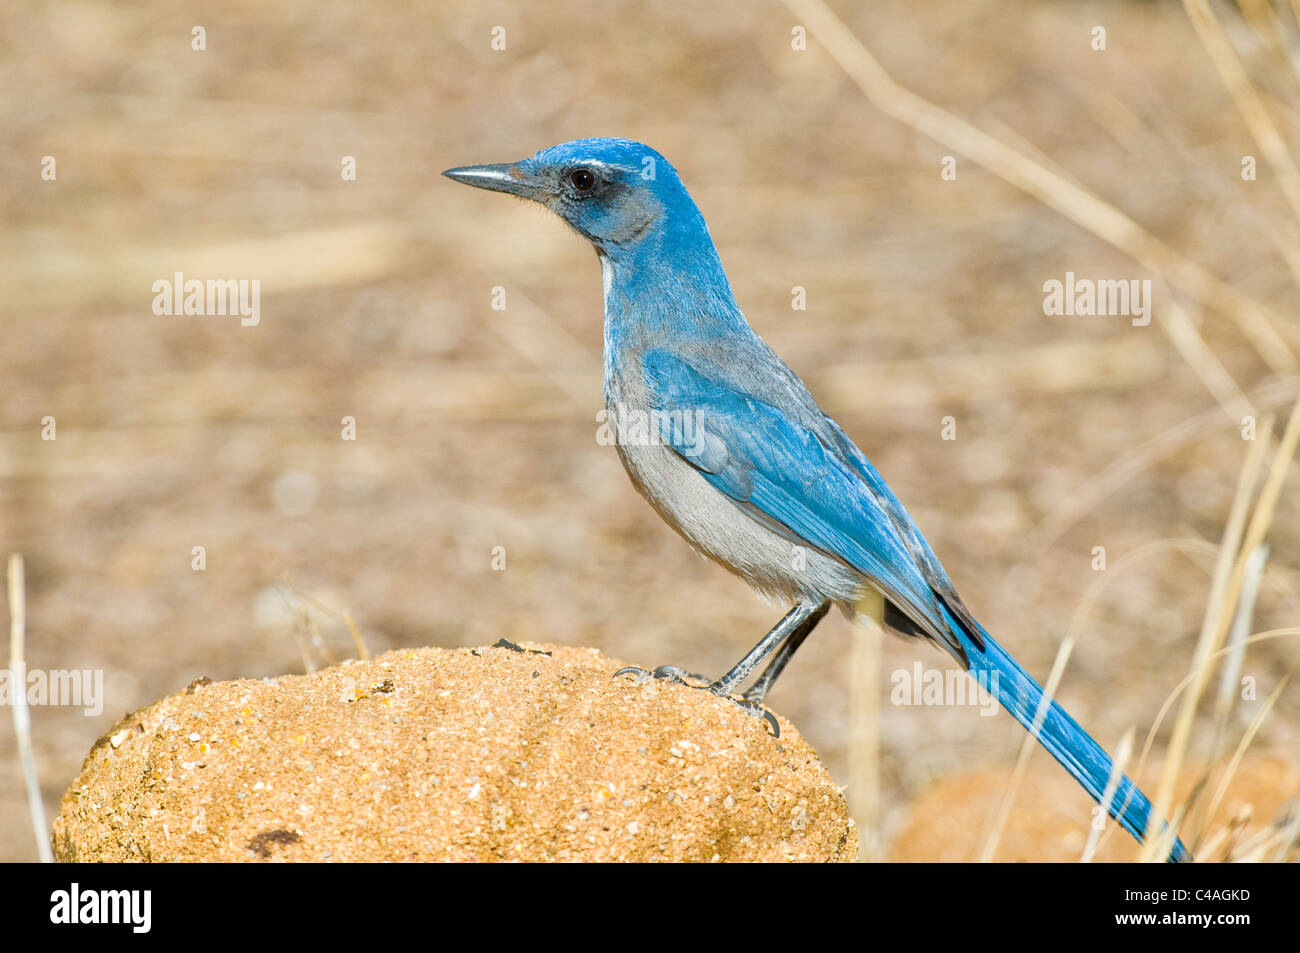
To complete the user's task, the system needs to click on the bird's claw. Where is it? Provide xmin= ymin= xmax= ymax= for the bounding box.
xmin=613 ymin=665 xmax=781 ymax=737
xmin=735 ymin=699 xmax=782 ymax=738
xmin=614 ymin=664 xmax=708 ymax=687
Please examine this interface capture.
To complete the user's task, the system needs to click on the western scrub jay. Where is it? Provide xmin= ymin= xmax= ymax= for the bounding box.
xmin=444 ymin=137 xmax=1187 ymax=861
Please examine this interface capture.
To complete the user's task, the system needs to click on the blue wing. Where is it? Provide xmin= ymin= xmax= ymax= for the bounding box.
xmin=641 ymin=347 xmax=971 ymax=660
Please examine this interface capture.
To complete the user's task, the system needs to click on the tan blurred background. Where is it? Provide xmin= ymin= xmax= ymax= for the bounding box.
xmin=3 ymin=0 xmax=1299 ymax=862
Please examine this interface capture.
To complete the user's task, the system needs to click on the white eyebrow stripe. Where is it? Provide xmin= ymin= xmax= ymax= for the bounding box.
xmin=583 ymin=161 xmax=634 ymax=177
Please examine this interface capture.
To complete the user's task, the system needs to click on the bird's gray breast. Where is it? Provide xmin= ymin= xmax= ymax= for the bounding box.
xmin=603 ymin=361 xmax=862 ymax=606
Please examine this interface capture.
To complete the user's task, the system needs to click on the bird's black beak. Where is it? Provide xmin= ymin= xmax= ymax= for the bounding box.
xmin=442 ymin=162 xmax=543 ymax=200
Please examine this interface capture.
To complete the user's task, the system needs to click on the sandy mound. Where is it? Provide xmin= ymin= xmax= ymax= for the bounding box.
xmin=53 ymin=642 xmax=855 ymax=862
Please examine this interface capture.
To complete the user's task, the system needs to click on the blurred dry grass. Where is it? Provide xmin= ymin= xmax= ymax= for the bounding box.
xmin=3 ymin=0 xmax=1300 ymax=860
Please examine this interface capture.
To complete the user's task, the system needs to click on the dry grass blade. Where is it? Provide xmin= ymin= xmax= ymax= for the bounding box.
xmin=1143 ymin=395 xmax=1300 ymax=860
xmin=1126 ymin=627 xmax=1299 ymax=796
xmin=1183 ymin=0 xmax=1300 ymax=222
xmin=849 ymin=590 xmax=884 ymax=861
xmin=1156 ymin=287 xmax=1252 ymax=419
xmin=1026 ymin=380 xmax=1296 ymax=554
xmin=1232 ymin=819 xmax=1289 ymax=860
xmin=1271 ymin=806 xmax=1300 ymax=861
xmin=1212 ymin=544 xmax=1269 ymax=752
xmin=1081 ymin=728 xmax=1135 ymax=863
xmin=7 ymin=554 xmax=52 ymax=863
xmin=273 ymin=561 xmax=376 ymax=667
xmin=781 ymin=0 xmax=1297 ymax=376
xmin=342 ymin=610 xmax=371 ymax=661
xmin=1066 ymin=538 xmax=1223 ymax=642
xmin=1118 ymin=626 xmax=1300 ymax=860
xmin=1196 ymin=804 xmax=1252 ymax=861
xmin=1200 ymin=672 xmax=1291 ymax=855
xmin=1236 ymin=0 xmax=1291 ymax=73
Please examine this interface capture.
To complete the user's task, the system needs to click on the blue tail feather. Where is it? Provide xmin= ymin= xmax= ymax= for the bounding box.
xmin=941 ymin=605 xmax=1190 ymax=862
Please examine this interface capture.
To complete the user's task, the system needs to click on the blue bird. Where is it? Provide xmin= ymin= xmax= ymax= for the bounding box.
xmin=444 ymin=137 xmax=1188 ymax=861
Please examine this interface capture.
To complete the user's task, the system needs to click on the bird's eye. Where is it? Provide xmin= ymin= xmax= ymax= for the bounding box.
xmin=569 ymin=169 xmax=597 ymax=192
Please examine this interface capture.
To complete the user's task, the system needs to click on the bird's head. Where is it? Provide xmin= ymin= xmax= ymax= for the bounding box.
xmin=443 ymin=138 xmax=709 ymax=264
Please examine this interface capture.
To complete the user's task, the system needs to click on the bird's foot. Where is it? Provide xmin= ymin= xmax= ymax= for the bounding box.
xmin=614 ymin=665 xmax=781 ymax=737
xmin=614 ymin=664 xmax=709 ymax=687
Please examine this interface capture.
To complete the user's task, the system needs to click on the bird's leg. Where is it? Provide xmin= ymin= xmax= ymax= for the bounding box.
xmin=710 ymin=601 xmax=825 ymax=696
xmin=615 ymin=602 xmax=826 ymax=736
xmin=741 ymin=599 xmax=831 ymax=705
